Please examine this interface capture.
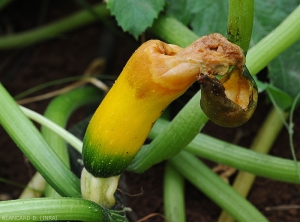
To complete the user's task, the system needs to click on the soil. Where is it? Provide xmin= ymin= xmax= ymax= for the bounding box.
xmin=1 ymin=1 xmax=300 ymax=222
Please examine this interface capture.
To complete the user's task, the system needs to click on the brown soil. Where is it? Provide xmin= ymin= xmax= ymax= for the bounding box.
xmin=1 ymin=1 xmax=300 ymax=222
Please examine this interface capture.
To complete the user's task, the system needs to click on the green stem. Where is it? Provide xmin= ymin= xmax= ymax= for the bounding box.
xmin=146 ymin=118 xmax=300 ymax=184
xmin=227 ymin=0 xmax=254 ymax=52
xmin=150 ymin=15 xmax=198 ymax=47
xmin=185 ymin=133 xmax=300 ymax=184
xmin=163 ymin=162 xmax=186 ymax=222
xmin=41 ymin=86 xmax=103 ymax=197
xmin=0 ymin=198 xmax=109 ymax=222
xmin=234 ymin=107 xmax=287 ymax=190
xmin=20 ymin=106 xmax=83 ymax=153
xmin=0 ymin=3 xmax=109 ymax=49
xmin=218 ymin=107 xmax=287 ymax=222
xmin=289 ymin=93 xmax=300 ymax=180
xmin=170 ymin=151 xmax=268 ymax=222
xmin=246 ymin=4 xmax=300 ymax=75
xmin=0 ymin=83 xmax=81 ymax=198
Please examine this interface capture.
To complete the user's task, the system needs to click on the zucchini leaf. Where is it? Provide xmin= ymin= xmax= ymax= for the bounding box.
xmin=107 ymin=0 xmax=165 ymax=39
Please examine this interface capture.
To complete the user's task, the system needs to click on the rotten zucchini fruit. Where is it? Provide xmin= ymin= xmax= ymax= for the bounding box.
xmin=81 ymin=33 xmax=257 ymax=207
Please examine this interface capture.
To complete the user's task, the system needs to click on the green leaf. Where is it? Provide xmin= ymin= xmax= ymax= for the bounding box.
xmin=268 ymin=43 xmax=300 ymax=99
xmin=251 ymin=1 xmax=299 ymax=43
xmin=107 ymin=0 xmax=165 ymax=39
xmin=252 ymin=1 xmax=300 ymax=100
xmin=266 ymin=84 xmax=293 ymax=111
xmin=253 ymin=76 xmax=267 ymax=93
xmin=189 ymin=1 xmax=228 ymax=36
xmin=166 ymin=0 xmax=194 ymax=25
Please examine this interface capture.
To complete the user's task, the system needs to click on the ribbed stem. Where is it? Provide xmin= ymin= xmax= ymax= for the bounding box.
xmin=218 ymin=107 xmax=287 ymax=222
xmin=146 ymin=118 xmax=300 ymax=184
xmin=170 ymin=151 xmax=268 ymax=222
xmin=41 ymin=86 xmax=103 ymax=197
xmin=0 ymin=3 xmax=109 ymax=49
xmin=163 ymin=162 xmax=186 ymax=222
xmin=0 ymin=84 xmax=81 ymax=197
xmin=150 ymin=15 xmax=198 ymax=47
xmin=246 ymin=4 xmax=300 ymax=75
xmin=227 ymin=0 xmax=254 ymax=52
xmin=0 ymin=198 xmax=109 ymax=222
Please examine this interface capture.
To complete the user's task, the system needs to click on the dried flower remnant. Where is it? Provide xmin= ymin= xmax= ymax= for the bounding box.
xmin=196 ymin=34 xmax=258 ymax=127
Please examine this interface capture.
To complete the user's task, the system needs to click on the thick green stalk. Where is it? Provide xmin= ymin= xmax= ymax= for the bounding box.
xmin=170 ymin=151 xmax=268 ymax=222
xmin=227 ymin=0 xmax=254 ymax=52
xmin=0 ymin=84 xmax=81 ymax=197
xmin=41 ymin=86 xmax=103 ymax=197
xmin=246 ymin=4 xmax=300 ymax=75
xmin=0 ymin=198 xmax=109 ymax=222
xmin=146 ymin=118 xmax=300 ymax=184
xmin=150 ymin=15 xmax=198 ymax=47
xmin=186 ymin=133 xmax=300 ymax=184
xmin=0 ymin=3 xmax=109 ymax=49
xmin=164 ymin=163 xmax=186 ymax=222
xmin=218 ymin=107 xmax=287 ymax=222
xmin=41 ymin=86 xmax=103 ymax=164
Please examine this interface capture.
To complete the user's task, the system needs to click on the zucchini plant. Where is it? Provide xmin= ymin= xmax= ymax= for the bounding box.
xmin=0 ymin=0 xmax=300 ymax=221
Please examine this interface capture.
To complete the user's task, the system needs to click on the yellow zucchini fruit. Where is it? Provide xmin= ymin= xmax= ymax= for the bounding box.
xmin=82 ymin=33 xmax=245 ymax=178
